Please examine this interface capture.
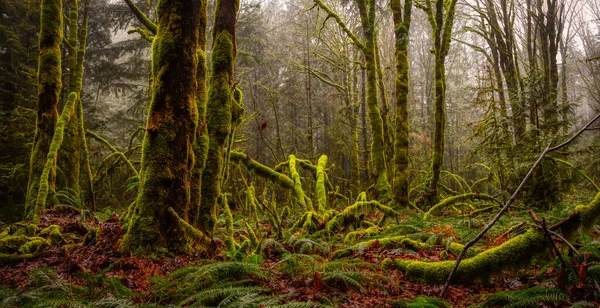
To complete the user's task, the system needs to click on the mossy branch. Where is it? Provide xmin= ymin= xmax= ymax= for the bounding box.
xmin=312 ymin=0 xmax=365 ymax=51
xmin=229 ymin=151 xmax=294 ymax=189
xmin=424 ymin=192 xmax=500 ymax=219
xmin=326 ymin=201 xmax=400 ymax=233
xmin=551 ymin=157 xmax=600 ymax=191
xmin=30 ymin=93 xmax=78 ymax=223
xmin=127 ymin=27 xmax=154 ymax=43
xmin=123 ymin=0 xmax=157 ymax=34
xmin=85 ymin=129 xmax=138 ymax=177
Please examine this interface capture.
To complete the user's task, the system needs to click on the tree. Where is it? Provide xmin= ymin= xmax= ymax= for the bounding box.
xmin=199 ymin=0 xmax=241 ymax=237
xmin=391 ymin=0 xmax=412 ymax=208
xmin=314 ymin=0 xmax=391 ymax=203
xmin=417 ymin=0 xmax=459 ymax=206
xmin=120 ymin=0 xmax=204 ymax=255
xmin=24 ymin=0 xmax=63 ymax=219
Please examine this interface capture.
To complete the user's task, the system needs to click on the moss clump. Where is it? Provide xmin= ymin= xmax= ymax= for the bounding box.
xmin=315 ymin=155 xmax=328 ymax=212
xmin=576 ymin=191 xmax=600 ymax=229
xmin=288 ymin=155 xmax=312 ymax=211
xmin=384 ymin=229 xmax=546 ymax=284
xmin=40 ymin=224 xmax=63 ymax=245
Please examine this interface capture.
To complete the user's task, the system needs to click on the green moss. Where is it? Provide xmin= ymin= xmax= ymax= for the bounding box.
xmin=386 ymin=229 xmax=546 ymax=284
xmin=289 ymin=155 xmax=312 ymax=211
xmin=29 ymin=92 xmax=78 ymax=223
xmin=40 ymin=224 xmax=63 ymax=245
xmin=326 ymin=201 xmax=400 ymax=233
xmin=18 ymin=237 xmax=50 ymax=254
xmin=26 ymin=224 xmax=39 ymax=236
xmin=424 ymin=193 xmax=499 ymax=219
xmin=576 ymin=191 xmax=600 ymax=229
xmin=223 ymin=200 xmax=236 ymax=251
xmin=229 ymin=152 xmax=294 ymax=189
xmin=315 ymin=155 xmax=328 ymax=212
xmin=25 ymin=0 xmax=63 ymax=219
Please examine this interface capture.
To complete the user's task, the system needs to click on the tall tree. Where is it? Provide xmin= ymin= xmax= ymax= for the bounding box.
xmin=24 ymin=0 xmax=63 ymax=219
xmin=120 ymin=0 xmax=202 ymax=255
xmin=314 ymin=0 xmax=391 ymax=202
xmin=198 ymin=0 xmax=240 ymax=237
xmin=417 ymin=0 xmax=459 ymax=206
xmin=391 ymin=0 xmax=412 ymax=208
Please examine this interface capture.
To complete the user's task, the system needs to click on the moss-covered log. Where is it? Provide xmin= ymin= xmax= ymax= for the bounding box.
xmin=391 ymin=0 xmax=412 ymax=209
xmin=30 ymin=93 xmax=77 ymax=223
xmin=198 ymin=0 xmax=239 ymax=237
xmin=382 ymin=229 xmax=546 ymax=284
xmin=25 ymin=0 xmax=63 ymax=219
xmin=120 ymin=0 xmax=201 ymax=255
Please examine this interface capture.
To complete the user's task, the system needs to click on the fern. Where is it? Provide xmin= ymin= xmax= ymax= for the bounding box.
xmin=477 ymin=287 xmax=568 ymax=307
xmin=180 ymin=284 xmax=268 ymax=307
xmin=321 ymin=271 xmax=365 ymax=291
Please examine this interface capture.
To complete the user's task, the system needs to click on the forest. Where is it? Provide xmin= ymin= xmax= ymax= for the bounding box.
xmin=1 ymin=0 xmax=600 ymax=306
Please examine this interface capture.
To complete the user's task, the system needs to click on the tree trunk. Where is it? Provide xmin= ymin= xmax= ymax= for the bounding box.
xmin=190 ymin=0 xmax=209 ymax=228
xmin=25 ymin=0 xmax=63 ymax=219
xmin=120 ymin=0 xmax=201 ymax=255
xmin=198 ymin=0 xmax=239 ymax=237
xmin=391 ymin=0 xmax=412 ymax=208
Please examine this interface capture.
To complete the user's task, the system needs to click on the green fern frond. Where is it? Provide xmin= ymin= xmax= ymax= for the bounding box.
xmin=180 ymin=285 xmax=268 ymax=307
xmin=321 ymin=271 xmax=365 ymax=291
xmin=480 ymin=287 xmax=568 ymax=307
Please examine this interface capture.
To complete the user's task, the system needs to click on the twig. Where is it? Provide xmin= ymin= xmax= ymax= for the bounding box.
xmin=439 ymin=113 xmax=600 ymax=298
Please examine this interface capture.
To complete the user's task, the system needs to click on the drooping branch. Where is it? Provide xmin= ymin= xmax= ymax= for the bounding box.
xmin=312 ymin=0 xmax=365 ymax=51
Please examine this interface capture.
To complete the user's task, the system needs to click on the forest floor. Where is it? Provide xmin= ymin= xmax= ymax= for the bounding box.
xmin=1 ymin=205 xmax=599 ymax=307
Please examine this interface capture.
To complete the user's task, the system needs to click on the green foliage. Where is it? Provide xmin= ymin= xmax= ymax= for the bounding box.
xmin=393 ymin=295 xmax=450 ymax=308
xmin=474 ymin=287 xmax=568 ymax=307
xmin=152 ymin=262 xmax=267 ymax=304
xmin=0 ymin=267 xmax=136 ymax=307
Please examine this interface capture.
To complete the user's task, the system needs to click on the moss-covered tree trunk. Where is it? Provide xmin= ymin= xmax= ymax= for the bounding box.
xmin=391 ymin=0 xmax=412 ymax=208
xmin=25 ymin=0 xmax=63 ymax=219
xmin=57 ymin=0 xmax=81 ymax=199
xmin=189 ymin=0 xmax=209 ymax=228
xmin=356 ymin=0 xmax=391 ymax=203
xmin=313 ymin=0 xmax=390 ymax=202
xmin=57 ymin=0 xmax=93 ymax=208
xmin=419 ymin=0 xmax=458 ymax=206
xmin=120 ymin=0 xmax=201 ymax=255
xmin=198 ymin=0 xmax=239 ymax=237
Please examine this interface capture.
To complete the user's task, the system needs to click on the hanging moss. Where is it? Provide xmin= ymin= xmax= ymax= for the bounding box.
xmin=120 ymin=0 xmax=202 ymax=256
xmin=25 ymin=0 xmax=63 ymax=219
xmin=382 ymin=229 xmax=546 ymax=284
xmin=315 ymin=155 xmax=328 ymax=212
